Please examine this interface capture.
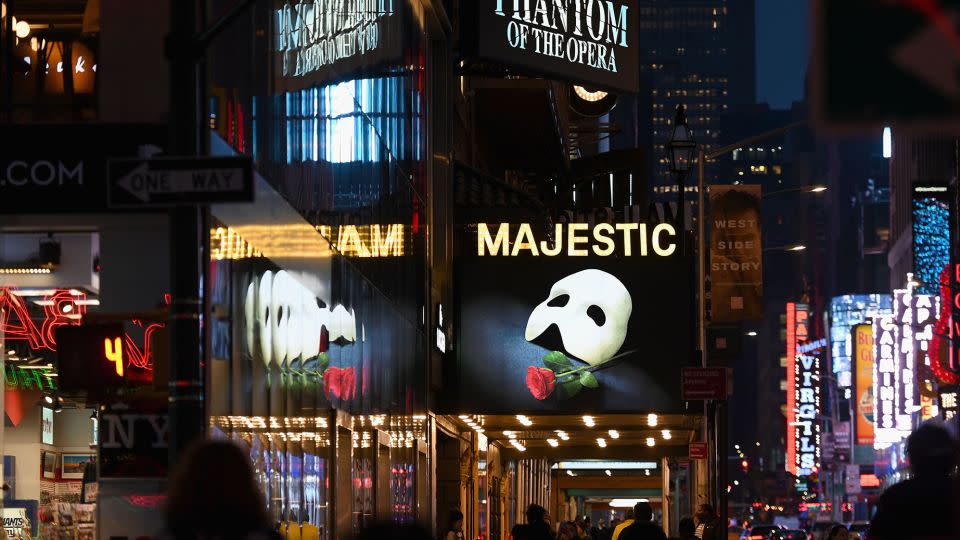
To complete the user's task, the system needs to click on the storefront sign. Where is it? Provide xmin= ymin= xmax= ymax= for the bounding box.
xmin=853 ymin=323 xmax=875 ymax=445
xmin=709 ymin=185 xmax=763 ymax=322
xmin=873 ymin=315 xmax=903 ymax=447
xmin=681 ymin=367 xmax=727 ymax=400
xmin=0 ymin=124 xmax=166 ymax=213
xmin=475 ymin=222 xmax=677 ymax=257
xmin=794 ymin=344 xmax=822 ymax=476
xmin=467 ymin=0 xmax=639 ymax=92
xmin=688 ymin=442 xmax=708 ymax=460
xmin=99 ymin=400 xmax=168 ymax=478
xmin=785 ymin=302 xmax=809 ymax=476
xmin=273 ymin=0 xmax=404 ymax=90
xmin=830 ymin=295 xmax=891 ymax=391
xmin=453 ymin=237 xmax=691 ymax=413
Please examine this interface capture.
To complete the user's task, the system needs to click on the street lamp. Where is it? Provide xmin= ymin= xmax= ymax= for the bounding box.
xmin=763 ymin=185 xmax=827 ymax=198
xmin=763 ymin=243 xmax=807 ymax=253
xmin=668 ymin=105 xmax=696 ymax=236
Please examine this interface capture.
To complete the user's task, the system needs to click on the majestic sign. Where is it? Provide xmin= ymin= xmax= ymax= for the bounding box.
xmin=853 ymin=323 xmax=875 ymax=446
xmin=467 ymin=0 xmax=640 ymax=93
xmin=273 ymin=0 xmax=405 ymax=90
xmin=454 ymin=235 xmax=691 ymax=413
xmin=475 ymin=222 xmax=677 ymax=257
xmin=709 ymin=185 xmax=763 ymax=322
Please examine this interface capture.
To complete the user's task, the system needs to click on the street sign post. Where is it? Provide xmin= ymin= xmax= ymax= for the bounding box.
xmin=681 ymin=367 xmax=728 ymax=400
xmin=107 ymin=156 xmax=253 ymax=207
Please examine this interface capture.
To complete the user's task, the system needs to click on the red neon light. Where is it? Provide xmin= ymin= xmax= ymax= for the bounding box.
xmin=786 ymin=302 xmax=797 ymax=476
xmin=930 ymin=264 xmax=960 ymax=385
xmin=0 ymin=288 xmax=162 ymax=373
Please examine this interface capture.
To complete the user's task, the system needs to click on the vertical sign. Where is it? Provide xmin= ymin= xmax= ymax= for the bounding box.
xmin=795 ymin=338 xmax=823 ymax=476
xmin=785 ymin=302 xmax=797 ymax=476
xmin=853 ymin=323 xmax=875 ymax=445
xmin=873 ymin=314 xmax=900 ymax=447
xmin=41 ymin=407 xmax=53 ymax=445
xmin=710 ymin=185 xmax=763 ymax=322
xmin=911 ymin=185 xmax=951 ymax=296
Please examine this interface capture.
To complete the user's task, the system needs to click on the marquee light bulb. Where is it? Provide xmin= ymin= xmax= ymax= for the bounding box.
xmin=547 ymin=439 xmax=559 ymax=447
xmin=647 ymin=413 xmax=658 ymax=427
xmin=15 ymin=19 xmax=29 ymax=38
xmin=582 ymin=415 xmax=595 ymax=427
xmin=596 ymin=438 xmax=607 ymax=448
xmin=608 ymin=429 xmax=620 ymax=439
xmin=646 ymin=437 xmax=655 ymax=447
xmin=573 ymin=85 xmax=609 ymax=102
xmin=662 ymin=430 xmax=672 ymax=440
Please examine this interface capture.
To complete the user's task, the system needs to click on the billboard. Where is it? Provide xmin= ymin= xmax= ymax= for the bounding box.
xmin=454 ymin=222 xmax=690 ymax=413
xmin=853 ymin=323 xmax=875 ymax=445
xmin=911 ymin=185 xmax=951 ymax=296
xmin=465 ymin=0 xmax=640 ymax=93
xmin=709 ymin=185 xmax=763 ymax=322
xmin=829 ymin=295 xmax=891 ymax=392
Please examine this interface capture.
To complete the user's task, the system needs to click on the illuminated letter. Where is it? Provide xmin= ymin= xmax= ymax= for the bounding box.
xmin=606 ymin=2 xmax=628 ymax=46
xmin=652 ymin=223 xmax=677 ymax=256
xmin=592 ymin=223 xmax=615 ymax=256
xmin=511 ymin=223 xmax=540 ymax=256
xmin=104 ymin=337 xmax=124 ymax=377
xmin=478 ymin=223 xmax=510 ymax=256
xmin=539 ymin=223 xmax=563 ymax=256
xmin=614 ymin=223 xmax=638 ymax=256
xmin=567 ymin=223 xmax=589 ymax=256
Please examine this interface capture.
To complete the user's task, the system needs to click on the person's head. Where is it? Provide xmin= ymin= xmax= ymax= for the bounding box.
xmin=624 ymin=508 xmax=635 ymax=520
xmin=907 ymin=423 xmax=959 ymax=477
xmin=633 ymin=501 xmax=653 ymax=523
xmin=679 ymin=517 xmax=696 ymax=539
xmin=448 ymin=509 xmax=464 ymax=531
xmin=526 ymin=504 xmax=547 ymax=525
xmin=695 ymin=504 xmax=716 ymax=524
xmin=826 ymin=525 xmax=848 ymax=540
xmin=165 ymin=440 xmax=268 ymax=538
xmin=576 ymin=519 xmax=588 ymax=534
xmin=558 ymin=521 xmax=579 ymax=540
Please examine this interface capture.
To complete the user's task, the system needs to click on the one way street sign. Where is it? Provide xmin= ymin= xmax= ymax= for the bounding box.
xmin=107 ymin=156 xmax=253 ymax=207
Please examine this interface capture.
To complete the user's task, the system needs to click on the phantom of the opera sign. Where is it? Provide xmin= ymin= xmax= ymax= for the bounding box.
xmin=466 ymin=0 xmax=640 ymax=93
xmin=453 ymin=222 xmax=690 ymax=413
xmin=273 ymin=0 xmax=405 ymax=90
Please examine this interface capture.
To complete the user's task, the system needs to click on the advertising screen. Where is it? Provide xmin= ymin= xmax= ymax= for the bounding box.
xmin=466 ymin=0 xmax=640 ymax=93
xmin=454 ymin=222 xmax=690 ymax=413
xmin=853 ymin=323 xmax=874 ymax=445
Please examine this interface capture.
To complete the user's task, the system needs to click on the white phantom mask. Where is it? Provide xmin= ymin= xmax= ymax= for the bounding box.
xmin=256 ymin=270 xmax=274 ymax=367
xmin=245 ymin=270 xmax=328 ymax=367
xmin=525 ymin=269 xmax=632 ymax=366
xmin=328 ymin=304 xmax=357 ymax=344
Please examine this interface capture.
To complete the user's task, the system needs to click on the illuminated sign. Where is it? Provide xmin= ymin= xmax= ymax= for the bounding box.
xmin=940 ymin=387 xmax=957 ymax=421
xmin=42 ymin=407 xmax=53 ymax=445
xmin=273 ymin=0 xmax=402 ymax=87
xmin=210 ymin=227 xmax=262 ymax=260
xmin=912 ymin=185 xmax=951 ymax=295
xmin=853 ymin=323 xmax=875 ymax=445
xmin=785 ymin=302 xmax=802 ymax=476
xmin=104 ymin=337 xmax=124 ymax=377
xmin=435 ymin=304 xmax=447 ymax=353
xmin=795 ymin=342 xmax=822 ymax=476
xmin=829 ymin=294 xmax=891 ymax=392
xmin=316 ymin=224 xmax=406 ymax=258
xmin=469 ymin=0 xmax=640 ymax=92
xmin=0 ymin=288 xmax=87 ymax=351
xmin=873 ymin=315 xmax=900 ymax=447
xmin=475 ymin=222 xmax=676 ymax=257
xmin=5 ymin=365 xmax=56 ymax=391
xmin=930 ymin=264 xmax=960 ymax=385
xmin=859 ymin=473 xmax=881 ymax=488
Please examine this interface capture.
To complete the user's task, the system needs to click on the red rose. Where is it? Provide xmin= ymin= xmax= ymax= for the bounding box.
xmin=526 ymin=366 xmax=556 ymax=400
xmin=324 ymin=366 xmax=357 ymax=400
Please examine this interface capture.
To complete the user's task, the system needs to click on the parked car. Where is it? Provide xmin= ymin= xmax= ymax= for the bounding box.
xmin=744 ymin=524 xmax=784 ymax=540
xmin=772 ymin=530 xmax=810 ymax=540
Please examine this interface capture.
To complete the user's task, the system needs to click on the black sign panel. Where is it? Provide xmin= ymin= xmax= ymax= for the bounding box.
xmin=99 ymin=396 xmax=168 ymax=478
xmin=0 ymin=124 xmax=166 ymax=213
xmin=466 ymin=0 xmax=639 ymax=93
xmin=56 ymin=324 xmax=155 ymax=398
xmin=453 ymin=224 xmax=691 ymax=413
xmin=107 ymin=156 xmax=254 ymax=207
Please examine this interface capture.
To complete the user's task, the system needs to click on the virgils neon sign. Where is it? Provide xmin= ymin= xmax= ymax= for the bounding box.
xmin=476 ymin=222 xmax=677 ymax=257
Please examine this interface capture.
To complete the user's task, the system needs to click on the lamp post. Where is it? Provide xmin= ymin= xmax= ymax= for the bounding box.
xmin=668 ymin=105 xmax=696 ymax=243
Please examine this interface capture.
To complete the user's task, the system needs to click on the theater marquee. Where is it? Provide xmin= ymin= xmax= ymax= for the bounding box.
xmin=465 ymin=0 xmax=640 ymax=93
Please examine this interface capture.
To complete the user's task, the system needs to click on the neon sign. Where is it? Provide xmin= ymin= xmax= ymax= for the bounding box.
xmin=785 ymin=302 xmax=808 ymax=476
xmin=475 ymin=222 xmax=677 ymax=257
xmin=795 ymin=342 xmax=822 ymax=476
xmin=930 ymin=264 xmax=960 ymax=385
xmin=4 ymin=365 xmax=56 ymax=390
xmin=316 ymin=224 xmax=406 ymax=258
xmin=873 ymin=314 xmax=901 ymax=447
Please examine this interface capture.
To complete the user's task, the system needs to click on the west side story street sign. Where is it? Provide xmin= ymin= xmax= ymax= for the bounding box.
xmin=107 ymin=156 xmax=253 ymax=207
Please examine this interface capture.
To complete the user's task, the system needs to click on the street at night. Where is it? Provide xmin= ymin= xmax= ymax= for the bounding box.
xmin=0 ymin=1 xmax=957 ymax=539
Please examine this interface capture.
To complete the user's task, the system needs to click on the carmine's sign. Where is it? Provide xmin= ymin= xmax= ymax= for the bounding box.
xmin=466 ymin=0 xmax=640 ymax=93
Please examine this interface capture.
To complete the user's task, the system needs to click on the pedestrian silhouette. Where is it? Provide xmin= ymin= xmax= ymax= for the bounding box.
xmin=619 ymin=501 xmax=666 ymax=540
xmin=164 ymin=439 xmax=280 ymax=540
xmin=512 ymin=504 xmax=554 ymax=540
xmin=868 ymin=423 xmax=959 ymax=540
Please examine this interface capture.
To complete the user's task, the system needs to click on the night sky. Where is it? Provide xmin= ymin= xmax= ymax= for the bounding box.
xmin=756 ymin=0 xmax=810 ymax=109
